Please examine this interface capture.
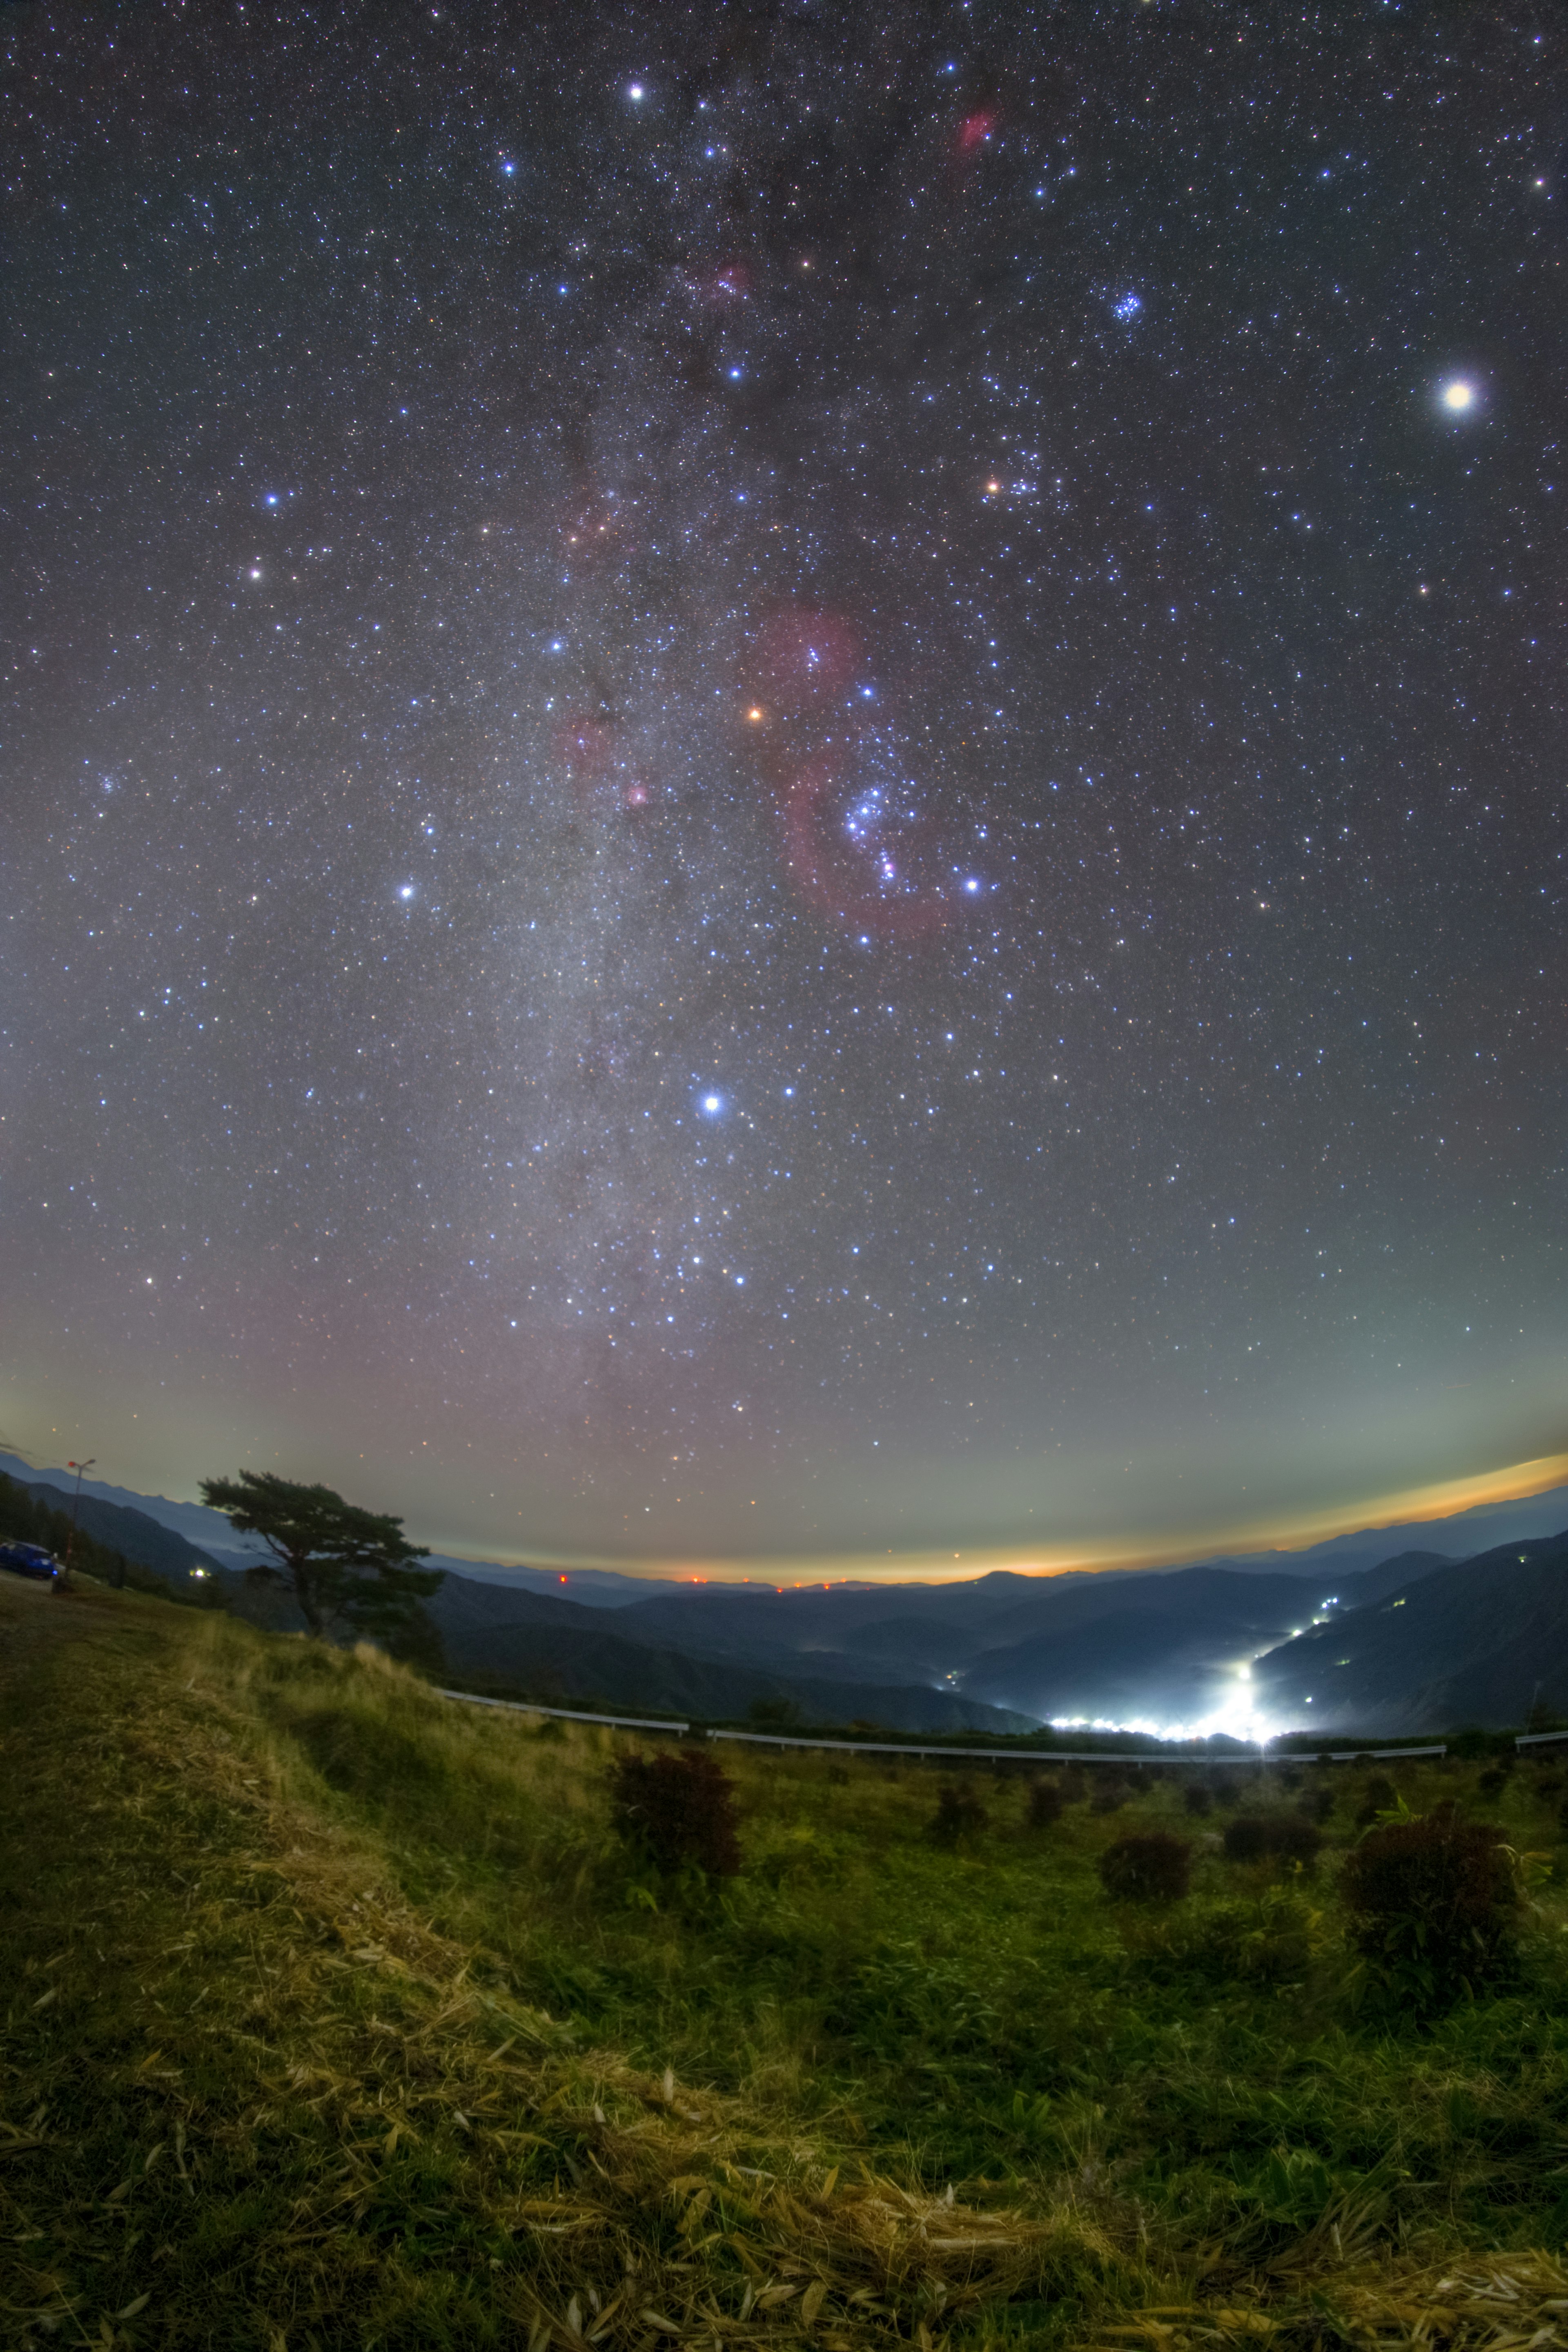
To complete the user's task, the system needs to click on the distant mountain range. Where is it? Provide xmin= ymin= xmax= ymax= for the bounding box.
xmin=6 ymin=1449 xmax=1568 ymax=1733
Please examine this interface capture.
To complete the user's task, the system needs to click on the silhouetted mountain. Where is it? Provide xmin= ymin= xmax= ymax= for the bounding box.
xmin=4 ymin=1448 xmax=1539 ymax=1731
xmin=606 ymin=1555 xmax=1460 ymax=1726
xmin=1254 ymin=1530 xmax=1568 ymax=1732
xmin=19 ymin=1483 xmax=219 ymax=1582
xmin=210 ymin=1561 xmax=1036 ymax=1733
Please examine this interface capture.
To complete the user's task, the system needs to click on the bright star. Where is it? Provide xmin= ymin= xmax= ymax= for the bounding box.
xmin=399 ymin=885 xmax=415 ymax=900
xmin=1441 ymin=379 xmax=1474 ymax=411
xmin=628 ymin=82 xmax=644 ymax=100
xmin=702 ymin=1093 xmax=723 ymax=1115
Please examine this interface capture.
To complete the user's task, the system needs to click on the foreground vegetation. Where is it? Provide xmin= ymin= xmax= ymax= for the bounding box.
xmin=6 ymin=1581 xmax=1568 ymax=2349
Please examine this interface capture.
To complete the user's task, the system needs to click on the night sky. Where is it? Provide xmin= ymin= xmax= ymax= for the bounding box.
xmin=4 ymin=2 xmax=1565 ymax=1577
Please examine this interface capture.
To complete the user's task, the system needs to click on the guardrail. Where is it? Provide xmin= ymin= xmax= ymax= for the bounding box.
xmin=434 ymin=1691 xmax=1449 ymax=1763
xmin=438 ymin=1688 xmax=690 ymax=1734
xmin=712 ymin=1729 xmax=1449 ymax=1763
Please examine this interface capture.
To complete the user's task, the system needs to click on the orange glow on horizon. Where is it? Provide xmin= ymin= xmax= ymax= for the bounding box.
xmin=428 ymin=1448 xmax=1568 ymax=1590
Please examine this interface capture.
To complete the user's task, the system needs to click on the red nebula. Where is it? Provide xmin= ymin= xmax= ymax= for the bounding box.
xmin=752 ymin=608 xmax=860 ymax=706
xmin=623 ymin=780 xmax=650 ymax=808
xmin=956 ymin=107 xmax=999 ymax=154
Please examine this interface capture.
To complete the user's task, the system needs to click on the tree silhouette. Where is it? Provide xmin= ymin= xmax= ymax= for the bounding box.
xmin=199 ymin=1470 xmax=443 ymax=1645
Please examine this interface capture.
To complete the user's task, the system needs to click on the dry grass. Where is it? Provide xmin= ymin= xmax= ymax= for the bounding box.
xmin=1089 ymin=2251 xmax=1568 ymax=2350
xmin=5 ymin=1582 xmax=1568 ymax=2350
xmin=0 ymin=1586 xmax=1109 ymax=2348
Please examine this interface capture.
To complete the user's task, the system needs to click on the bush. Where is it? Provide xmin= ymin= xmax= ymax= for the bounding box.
xmin=1183 ymin=1783 xmax=1213 ymax=1817
xmin=1210 ymin=1777 xmax=1241 ymax=1809
xmin=1089 ymin=1775 xmax=1129 ymax=1816
xmin=1027 ymin=1778 xmax=1064 ymax=1829
xmin=748 ymin=1697 xmax=802 ymax=1731
xmin=1222 ymin=1813 xmax=1323 ymax=1870
xmin=928 ymin=1781 xmax=989 ymax=1845
xmin=1098 ymin=1831 xmax=1191 ymax=1904
xmin=1354 ymin=1774 xmax=1399 ymax=1828
xmin=608 ymin=1747 xmax=742 ymax=1878
xmin=1299 ymin=1786 xmax=1336 ymax=1824
xmin=1476 ymin=1766 xmax=1512 ymax=1801
xmin=1339 ymin=1805 xmax=1516 ymax=2012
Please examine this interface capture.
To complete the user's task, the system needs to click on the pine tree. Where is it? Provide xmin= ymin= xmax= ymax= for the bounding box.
xmin=199 ymin=1471 xmax=443 ymax=1646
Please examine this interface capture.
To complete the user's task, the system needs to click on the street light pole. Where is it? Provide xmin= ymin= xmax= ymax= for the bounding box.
xmin=63 ymin=1459 xmax=96 ymax=1589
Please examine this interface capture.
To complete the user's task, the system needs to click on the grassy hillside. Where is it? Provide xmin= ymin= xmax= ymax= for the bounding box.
xmin=7 ymin=1582 xmax=1568 ymax=2350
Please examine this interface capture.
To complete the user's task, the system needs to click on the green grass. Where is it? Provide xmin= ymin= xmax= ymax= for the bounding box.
xmin=6 ymin=1579 xmax=1568 ymax=2350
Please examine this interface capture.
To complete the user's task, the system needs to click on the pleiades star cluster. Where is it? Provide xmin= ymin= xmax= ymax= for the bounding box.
xmin=3 ymin=2 xmax=1564 ymax=1569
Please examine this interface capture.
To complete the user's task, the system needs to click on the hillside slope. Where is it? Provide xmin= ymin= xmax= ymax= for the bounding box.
xmin=1254 ymin=1530 xmax=1568 ymax=1731
xmin=217 ymin=1564 xmax=1038 ymax=1732
xmin=7 ymin=1576 xmax=1568 ymax=2349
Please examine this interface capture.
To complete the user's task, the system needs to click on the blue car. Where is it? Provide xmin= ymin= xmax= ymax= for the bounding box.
xmin=0 ymin=1541 xmax=63 ymax=1584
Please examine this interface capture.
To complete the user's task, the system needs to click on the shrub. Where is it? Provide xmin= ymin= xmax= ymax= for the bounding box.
xmin=748 ymin=1697 xmax=802 ymax=1731
xmin=1476 ymin=1766 xmax=1512 ymax=1801
xmin=1210 ymin=1777 xmax=1241 ymax=1809
xmin=1339 ymin=1805 xmax=1516 ymax=2012
xmin=608 ymin=1747 xmax=742 ymax=1878
xmin=1354 ymin=1774 xmax=1399 ymax=1828
xmin=1183 ymin=1782 xmax=1213 ymax=1817
xmin=1299 ymin=1785 xmax=1336 ymax=1824
xmin=928 ymin=1781 xmax=989 ymax=1845
xmin=1450 ymin=1728 xmax=1514 ymax=1760
xmin=1090 ymin=1775 xmax=1129 ymax=1816
xmin=1099 ymin=1831 xmax=1191 ymax=1904
xmin=1222 ymin=1813 xmax=1323 ymax=1870
xmin=1027 ymin=1778 xmax=1064 ymax=1829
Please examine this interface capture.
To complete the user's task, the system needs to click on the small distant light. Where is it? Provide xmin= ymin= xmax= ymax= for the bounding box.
xmin=399 ymin=884 xmax=415 ymax=900
xmin=728 ymin=366 xmax=743 ymax=380
xmin=747 ymin=705 xmax=764 ymax=722
xmin=702 ymin=1093 xmax=722 ymax=1114
xmin=985 ymin=479 xmax=1000 ymax=495
xmin=248 ymin=567 xmax=261 ymax=579
xmin=265 ymin=494 xmax=278 ymax=506
xmin=628 ymin=81 xmax=644 ymax=100
xmin=502 ymin=160 xmax=516 ymax=176
xmin=1442 ymin=379 xmax=1474 ymax=411
xmin=964 ymin=877 xmax=981 ymax=893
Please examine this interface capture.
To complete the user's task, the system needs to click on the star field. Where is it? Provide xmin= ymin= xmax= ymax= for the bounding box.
xmin=3 ymin=2 xmax=1565 ymax=1570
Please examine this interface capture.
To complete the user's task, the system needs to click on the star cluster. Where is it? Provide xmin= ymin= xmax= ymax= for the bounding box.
xmin=3 ymin=2 xmax=1564 ymax=1568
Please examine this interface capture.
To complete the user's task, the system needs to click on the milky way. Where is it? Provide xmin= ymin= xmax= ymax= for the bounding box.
xmin=4 ymin=3 xmax=1564 ymax=1570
